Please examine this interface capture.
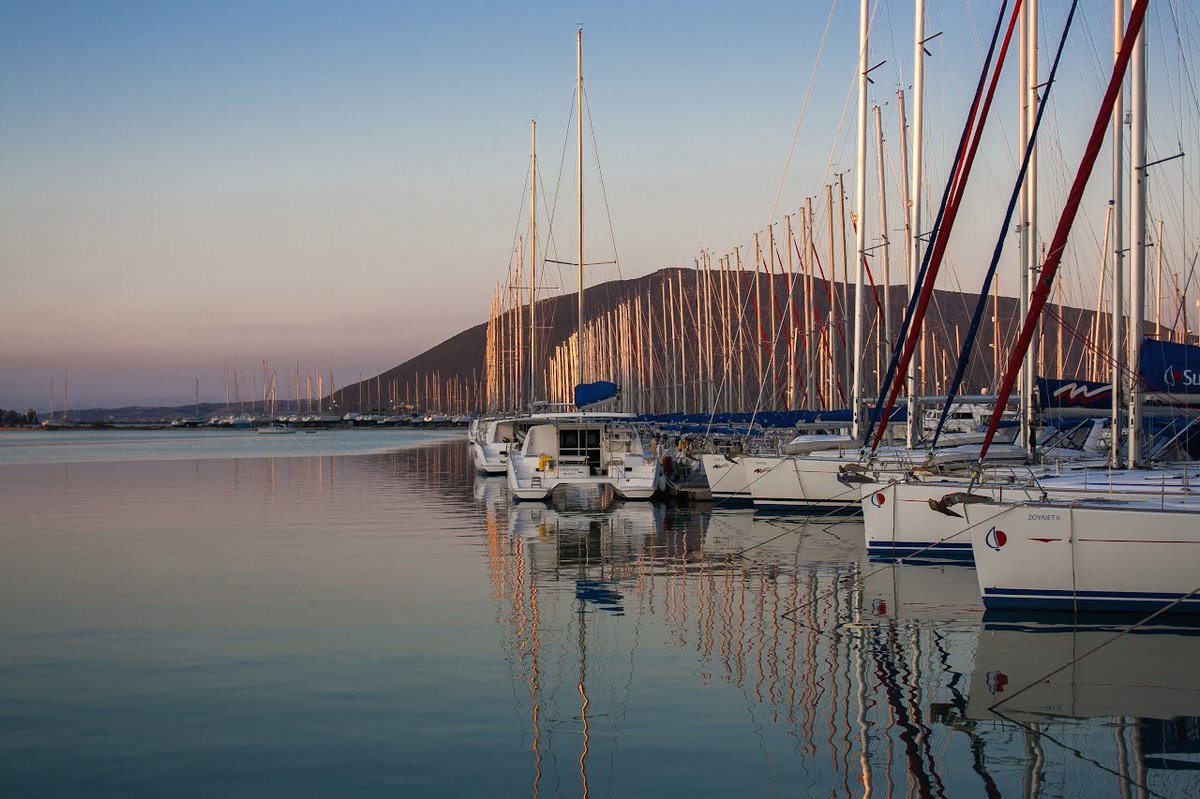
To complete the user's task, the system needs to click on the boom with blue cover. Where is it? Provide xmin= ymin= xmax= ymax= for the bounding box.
xmin=574 ymin=381 xmax=620 ymax=408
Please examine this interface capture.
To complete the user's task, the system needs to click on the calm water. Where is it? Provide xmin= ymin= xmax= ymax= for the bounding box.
xmin=1 ymin=430 xmax=1197 ymax=797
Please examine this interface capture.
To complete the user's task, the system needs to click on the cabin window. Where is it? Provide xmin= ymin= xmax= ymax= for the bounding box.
xmin=559 ymin=427 xmax=602 ymax=472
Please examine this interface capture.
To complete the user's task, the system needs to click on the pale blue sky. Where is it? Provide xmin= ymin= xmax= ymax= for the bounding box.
xmin=1 ymin=1 xmax=1195 ymax=409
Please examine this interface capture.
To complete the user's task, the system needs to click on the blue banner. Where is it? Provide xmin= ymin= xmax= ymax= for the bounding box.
xmin=573 ymin=380 xmax=620 ymax=408
xmin=1140 ymin=339 xmax=1200 ymax=394
xmin=1036 ymin=377 xmax=1112 ymax=409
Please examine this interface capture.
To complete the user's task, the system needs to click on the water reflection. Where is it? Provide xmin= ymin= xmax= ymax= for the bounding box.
xmin=5 ymin=432 xmax=1198 ymax=796
xmin=482 ymin=471 xmax=1200 ymax=797
xmin=964 ymin=617 xmax=1200 ymax=796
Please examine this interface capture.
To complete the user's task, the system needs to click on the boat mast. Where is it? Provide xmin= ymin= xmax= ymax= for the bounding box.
xmin=1111 ymin=0 xmax=1125 ymax=467
xmin=530 ymin=118 xmax=538 ymax=406
xmin=576 ymin=27 xmax=585 ymax=389
xmin=1017 ymin=0 xmax=1031 ymax=453
xmin=907 ymin=0 xmax=924 ymax=448
xmin=874 ymin=105 xmax=891 ymax=396
xmin=1021 ymin=0 xmax=1040 ymax=459
xmin=852 ymin=0 xmax=868 ymax=440
xmin=1128 ymin=9 xmax=1146 ymax=468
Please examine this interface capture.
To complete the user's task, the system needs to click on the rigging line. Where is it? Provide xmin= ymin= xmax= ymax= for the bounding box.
xmin=1168 ymin=0 xmax=1200 ymax=121
xmin=768 ymin=0 xmax=839 ymax=223
xmin=505 ymin=166 xmax=534 ymax=280
xmin=864 ymin=0 xmax=1015 ymax=451
xmin=980 ymin=0 xmax=1152 ymax=462
xmin=543 ymin=87 xmax=582 ymax=309
xmin=991 ymin=710 xmax=1169 ymax=799
xmin=932 ymin=0 xmax=1081 ymax=449
xmin=814 ymin=0 xmax=887 ymax=203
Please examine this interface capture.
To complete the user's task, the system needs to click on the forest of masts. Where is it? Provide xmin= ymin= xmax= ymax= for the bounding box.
xmin=220 ymin=361 xmax=478 ymax=417
xmin=483 ymin=174 xmax=1196 ymax=418
xmin=480 ymin=50 xmax=1200 ymax=419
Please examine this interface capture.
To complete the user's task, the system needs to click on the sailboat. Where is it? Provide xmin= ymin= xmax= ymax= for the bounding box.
xmin=858 ymin=0 xmax=1200 ymax=568
xmin=473 ymin=116 xmax=543 ymax=475
xmin=505 ymin=30 xmax=660 ymax=503
xmin=958 ymin=0 xmax=1200 ymax=614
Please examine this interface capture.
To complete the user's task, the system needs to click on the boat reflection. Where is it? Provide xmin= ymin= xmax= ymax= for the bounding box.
xmin=968 ymin=615 xmax=1200 ymax=722
xmin=961 ymin=616 xmax=1200 ymax=794
xmin=479 ymin=482 xmax=1200 ymax=797
xmin=483 ymin=493 xmax=990 ymax=797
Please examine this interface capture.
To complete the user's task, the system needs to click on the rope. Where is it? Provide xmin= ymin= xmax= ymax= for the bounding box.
xmin=931 ymin=0 xmax=1081 ymax=449
xmin=869 ymin=0 xmax=1021 ymax=454
xmin=862 ymin=0 xmax=1011 ymax=451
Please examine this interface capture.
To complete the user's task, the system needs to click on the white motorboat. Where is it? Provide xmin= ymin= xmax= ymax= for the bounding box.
xmin=470 ymin=416 xmax=533 ymax=475
xmin=506 ymin=413 xmax=660 ymax=502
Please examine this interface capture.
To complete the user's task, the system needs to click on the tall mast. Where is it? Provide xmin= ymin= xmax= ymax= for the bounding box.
xmin=1128 ymin=11 xmax=1146 ymax=467
xmin=874 ymin=106 xmax=891 ymax=395
xmin=907 ymin=0 xmax=924 ymax=448
xmin=1021 ymin=0 xmax=1040 ymax=458
xmin=530 ymin=118 xmax=538 ymax=405
xmin=576 ymin=27 xmax=585 ymax=389
xmin=1110 ymin=0 xmax=1126 ymax=467
xmin=852 ymin=0 xmax=868 ymax=439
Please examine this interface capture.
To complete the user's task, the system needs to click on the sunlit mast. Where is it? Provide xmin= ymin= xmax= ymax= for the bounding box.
xmin=530 ymin=118 xmax=539 ymax=405
xmin=576 ymin=27 xmax=585 ymax=389
xmin=1111 ymin=0 xmax=1125 ymax=467
xmin=1128 ymin=3 xmax=1146 ymax=467
xmin=851 ymin=0 xmax=868 ymax=439
xmin=907 ymin=0 xmax=925 ymax=448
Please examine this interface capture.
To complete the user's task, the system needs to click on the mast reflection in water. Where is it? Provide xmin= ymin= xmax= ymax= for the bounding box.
xmin=479 ymin=472 xmax=1200 ymax=798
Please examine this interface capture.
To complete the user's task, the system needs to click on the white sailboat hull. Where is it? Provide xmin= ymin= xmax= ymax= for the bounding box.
xmin=698 ymin=453 xmax=753 ymax=507
xmin=741 ymin=453 xmax=868 ymax=512
xmin=470 ymin=441 xmax=510 ymax=475
xmin=970 ymin=499 xmax=1200 ymax=613
xmin=862 ymin=466 xmax=1199 ymax=562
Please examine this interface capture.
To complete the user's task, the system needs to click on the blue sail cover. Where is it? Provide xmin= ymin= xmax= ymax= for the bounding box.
xmin=574 ymin=381 xmax=620 ymax=408
xmin=1037 ymin=377 xmax=1112 ymax=410
xmin=1140 ymin=339 xmax=1200 ymax=394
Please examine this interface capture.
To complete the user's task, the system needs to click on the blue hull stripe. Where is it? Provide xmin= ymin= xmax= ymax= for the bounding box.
xmin=867 ymin=542 xmax=973 ymax=560
xmin=983 ymin=587 xmax=1200 ymax=614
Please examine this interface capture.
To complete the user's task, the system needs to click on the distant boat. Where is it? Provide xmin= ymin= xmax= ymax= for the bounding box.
xmin=257 ymin=425 xmax=297 ymax=435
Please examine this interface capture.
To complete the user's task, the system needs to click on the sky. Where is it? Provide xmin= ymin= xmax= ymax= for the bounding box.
xmin=1 ymin=0 xmax=1197 ymax=410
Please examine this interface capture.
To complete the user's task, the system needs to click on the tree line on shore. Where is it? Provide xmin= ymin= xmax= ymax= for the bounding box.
xmin=1 ymin=408 xmax=39 ymax=426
